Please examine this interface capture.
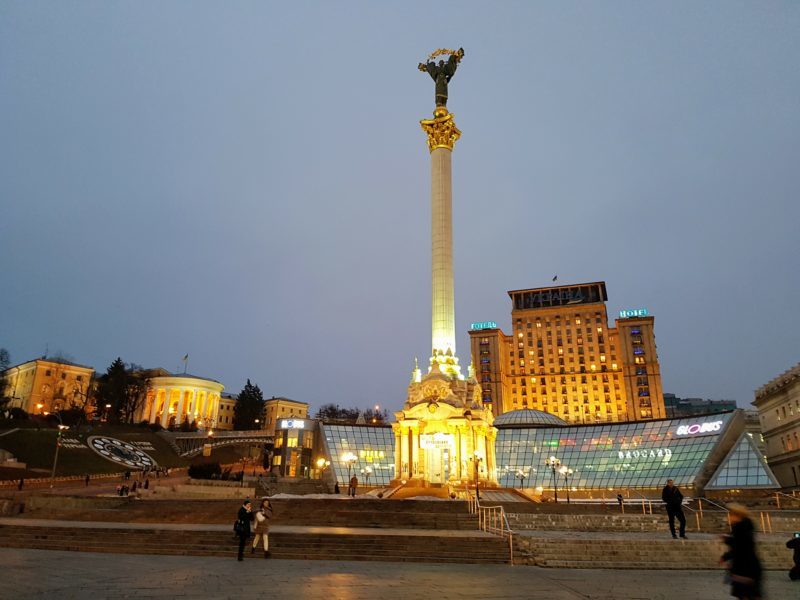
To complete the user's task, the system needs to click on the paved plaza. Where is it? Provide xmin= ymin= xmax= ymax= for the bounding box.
xmin=1 ymin=548 xmax=796 ymax=599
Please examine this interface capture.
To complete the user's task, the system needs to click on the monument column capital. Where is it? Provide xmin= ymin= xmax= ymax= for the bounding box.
xmin=420 ymin=108 xmax=461 ymax=152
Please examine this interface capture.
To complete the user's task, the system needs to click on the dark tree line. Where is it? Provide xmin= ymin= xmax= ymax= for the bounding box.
xmin=95 ymin=357 xmax=149 ymax=424
xmin=314 ymin=403 xmax=389 ymax=424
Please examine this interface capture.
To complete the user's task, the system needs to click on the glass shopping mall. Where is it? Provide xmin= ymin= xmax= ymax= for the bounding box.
xmin=287 ymin=409 xmax=778 ymax=493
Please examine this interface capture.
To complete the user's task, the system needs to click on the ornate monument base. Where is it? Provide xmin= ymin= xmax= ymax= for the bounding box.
xmin=391 ymin=362 xmax=497 ymax=488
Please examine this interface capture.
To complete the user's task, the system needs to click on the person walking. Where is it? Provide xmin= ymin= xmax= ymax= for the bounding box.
xmin=234 ymin=500 xmax=252 ymax=561
xmin=144 ymin=478 xmax=150 ymax=490
xmin=17 ymin=478 xmax=24 ymax=491
xmin=661 ymin=478 xmax=687 ymax=539
xmin=786 ymin=533 xmax=800 ymax=581
xmin=721 ymin=503 xmax=762 ymax=599
xmin=349 ymin=475 xmax=358 ymax=498
xmin=251 ymin=498 xmax=274 ymax=559
xmin=85 ymin=474 xmax=90 ymax=487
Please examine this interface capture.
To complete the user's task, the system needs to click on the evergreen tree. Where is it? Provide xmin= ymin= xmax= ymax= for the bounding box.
xmin=0 ymin=348 xmax=10 ymax=408
xmin=96 ymin=358 xmax=149 ymax=424
xmin=233 ymin=379 xmax=264 ymax=430
xmin=97 ymin=358 xmax=127 ymax=423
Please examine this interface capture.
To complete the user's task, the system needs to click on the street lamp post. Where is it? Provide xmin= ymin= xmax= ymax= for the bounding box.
xmin=49 ymin=413 xmax=69 ymax=489
xmin=342 ymin=452 xmax=357 ymax=480
xmin=363 ymin=466 xmax=372 ymax=486
xmin=546 ymin=456 xmax=561 ymax=503
xmin=471 ymin=451 xmax=483 ymax=501
xmin=559 ymin=466 xmax=573 ymax=504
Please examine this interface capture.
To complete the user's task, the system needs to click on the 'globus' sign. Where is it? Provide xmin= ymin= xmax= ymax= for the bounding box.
xmin=619 ymin=308 xmax=649 ymax=318
xmin=279 ymin=419 xmax=305 ymax=429
xmin=471 ymin=321 xmax=498 ymax=330
xmin=676 ymin=421 xmax=723 ymax=436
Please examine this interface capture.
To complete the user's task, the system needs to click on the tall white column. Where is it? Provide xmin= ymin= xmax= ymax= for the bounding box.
xmin=430 ymin=146 xmax=455 ymax=358
xmin=160 ymin=388 xmax=171 ymax=428
xmin=211 ymin=395 xmax=220 ymax=426
xmin=421 ymin=107 xmax=462 ymax=379
xmin=148 ymin=389 xmax=160 ymax=423
xmin=176 ymin=388 xmax=186 ymax=425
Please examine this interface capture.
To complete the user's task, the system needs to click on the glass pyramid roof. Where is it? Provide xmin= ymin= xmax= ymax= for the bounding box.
xmin=705 ymin=433 xmax=780 ymax=490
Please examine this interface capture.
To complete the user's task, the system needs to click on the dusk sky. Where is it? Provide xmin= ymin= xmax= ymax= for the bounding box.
xmin=1 ymin=2 xmax=798 ymax=414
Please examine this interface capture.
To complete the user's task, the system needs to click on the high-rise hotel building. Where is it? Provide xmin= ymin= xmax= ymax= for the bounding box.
xmin=469 ymin=282 xmax=666 ymax=423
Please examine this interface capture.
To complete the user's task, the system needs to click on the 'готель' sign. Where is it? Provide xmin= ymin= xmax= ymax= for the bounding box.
xmin=470 ymin=321 xmax=498 ymax=330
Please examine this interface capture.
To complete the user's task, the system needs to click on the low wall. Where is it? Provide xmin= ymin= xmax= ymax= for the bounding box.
xmin=514 ymin=535 xmax=794 ymax=570
xmin=507 ymin=511 xmax=800 ymax=534
xmin=25 ymin=495 xmax=131 ymax=512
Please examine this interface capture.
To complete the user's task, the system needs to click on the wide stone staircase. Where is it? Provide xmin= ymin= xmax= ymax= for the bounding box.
xmin=0 ymin=520 xmax=509 ymax=563
xmin=0 ymin=497 xmax=512 ymax=564
xmin=18 ymin=497 xmax=482 ymax=530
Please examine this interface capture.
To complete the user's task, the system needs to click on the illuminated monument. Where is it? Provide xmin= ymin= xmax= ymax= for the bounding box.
xmin=392 ymin=48 xmax=497 ymax=488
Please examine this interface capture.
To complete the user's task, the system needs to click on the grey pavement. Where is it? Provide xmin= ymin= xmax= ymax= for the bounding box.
xmin=0 ymin=548 xmax=796 ymax=600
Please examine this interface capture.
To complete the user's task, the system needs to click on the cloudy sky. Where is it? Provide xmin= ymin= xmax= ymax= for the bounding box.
xmin=1 ymin=2 xmax=798 ymax=413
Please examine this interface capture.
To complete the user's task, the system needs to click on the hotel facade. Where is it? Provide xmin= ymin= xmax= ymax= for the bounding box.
xmin=469 ymin=282 xmax=666 ymax=424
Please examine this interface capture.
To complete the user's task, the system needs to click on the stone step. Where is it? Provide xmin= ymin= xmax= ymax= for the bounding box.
xmin=0 ymin=525 xmax=510 ymax=564
xmin=513 ymin=536 xmax=793 ymax=570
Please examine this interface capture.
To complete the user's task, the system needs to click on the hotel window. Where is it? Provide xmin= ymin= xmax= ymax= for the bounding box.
xmin=45 ymin=370 xmax=52 ymax=376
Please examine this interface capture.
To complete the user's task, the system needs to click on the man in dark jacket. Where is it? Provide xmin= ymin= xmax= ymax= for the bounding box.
xmin=661 ymin=479 xmax=687 ymax=539
xmin=787 ymin=534 xmax=800 ymax=580
xmin=235 ymin=500 xmax=252 ymax=561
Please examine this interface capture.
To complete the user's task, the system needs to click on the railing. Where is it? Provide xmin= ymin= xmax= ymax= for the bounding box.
xmin=626 ymin=489 xmax=654 ymax=515
xmin=681 ymin=504 xmax=704 ymax=532
xmin=159 ymin=430 xmax=273 ymax=457
xmin=774 ymin=490 xmax=800 ymax=509
xmin=464 ymin=483 xmax=515 ymax=565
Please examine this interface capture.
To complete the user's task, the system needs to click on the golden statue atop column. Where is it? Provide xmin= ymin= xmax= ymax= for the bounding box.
xmin=393 ymin=48 xmax=497 ymax=490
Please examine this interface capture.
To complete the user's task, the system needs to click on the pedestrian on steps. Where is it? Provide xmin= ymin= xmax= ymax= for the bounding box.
xmin=787 ymin=532 xmax=800 ymax=581
xmin=661 ymin=478 xmax=687 ymax=539
xmin=85 ymin=474 xmax=90 ymax=487
xmin=349 ymin=475 xmax=358 ymax=498
xmin=251 ymin=498 xmax=273 ymax=558
xmin=720 ymin=503 xmax=762 ymax=599
xmin=235 ymin=499 xmax=252 ymax=561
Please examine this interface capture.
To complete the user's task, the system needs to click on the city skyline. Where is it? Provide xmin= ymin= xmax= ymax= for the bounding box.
xmin=2 ymin=3 xmax=798 ymax=413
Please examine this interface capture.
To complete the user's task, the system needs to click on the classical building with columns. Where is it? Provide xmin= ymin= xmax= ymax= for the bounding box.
xmin=136 ymin=371 xmax=224 ymax=429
